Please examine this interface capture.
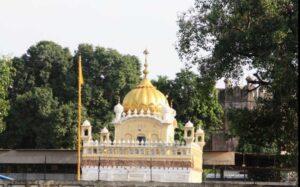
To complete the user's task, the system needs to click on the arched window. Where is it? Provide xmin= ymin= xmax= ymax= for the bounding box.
xmin=187 ymin=130 xmax=192 ymax=137
xmin=125 ymin=134 xmax=132 ymax=141
xmin=198 ymin=136 xmax=202 ymax=142
xmin=137 ymin=134 xmax=146 ymax=145
xmin=151 ymin=134 xmax=159 ymax=142
xmin=84 ymin=129 xmax=89 ymax=136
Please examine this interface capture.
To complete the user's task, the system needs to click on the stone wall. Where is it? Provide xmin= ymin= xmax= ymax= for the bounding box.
xmin=0 ymin=180 xmax=296 ymax=187
xmin=81 ymin=166 xmax=202 ymax=183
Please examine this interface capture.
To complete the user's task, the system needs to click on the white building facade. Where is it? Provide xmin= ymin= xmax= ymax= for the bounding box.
xmin=81 ymin=50 xmax=205 ymax=182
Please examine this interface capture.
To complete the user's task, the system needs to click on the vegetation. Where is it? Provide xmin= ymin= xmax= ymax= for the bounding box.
xmin=0 ymin=41 xmax=141 ymax=148
xmin=0 ymin=41 xmax=222 ymax=149
xmin=152 ymin=69 xmax=223 ymax=142
xmin=0 ymin=57 xmax=14 ymax=132
xmin=76 ymin=44 xmax=141 ymax=137
xmin=177 ymin=0 xmax=298 ymax=169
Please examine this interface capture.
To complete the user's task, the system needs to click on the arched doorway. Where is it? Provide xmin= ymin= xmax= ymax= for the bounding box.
xmin=137 ymin=134 xmax=146 ymax=145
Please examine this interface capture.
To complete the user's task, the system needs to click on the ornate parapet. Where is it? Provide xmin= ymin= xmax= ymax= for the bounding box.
xmin=113 ymin=109 xmax=175 ymax=125
xmin=82 ymin=158 xmax=193 ymax=169
xmin=113 ymin=110 xmax=164 ymax=124
xmin=82 ymin=141 xmax=201 ymax=156
xmin=82 ymin=141 xmax=202 ymax=171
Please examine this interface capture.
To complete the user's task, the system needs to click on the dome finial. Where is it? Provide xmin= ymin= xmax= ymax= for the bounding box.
xmin=143 ymin=48 xmax=149 ymax=79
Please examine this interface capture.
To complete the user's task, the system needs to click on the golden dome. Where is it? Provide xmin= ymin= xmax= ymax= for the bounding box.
xmin=122 ymin=78 xmax=169 ymax=114
xmin=122 ymin=49 xmax=169 ymax=114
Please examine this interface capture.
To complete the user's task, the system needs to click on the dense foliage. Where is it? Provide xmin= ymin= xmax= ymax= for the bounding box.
xmin=152 ymin=70 xmax=223 ymax=141
xmin=177 ymin=0 xmax=298 ymax=167
xmin=76 ymin=44 xmax=141 ymax=135
xmin=0 ymin=57 xmax=14 ymax=132
xmin=0 ymin=41 xmax=141 ymax=148
xmin=4 ymin=87 xmax=70 ymax=148
xmin=0 ymin=41 xmax=222 ymax=149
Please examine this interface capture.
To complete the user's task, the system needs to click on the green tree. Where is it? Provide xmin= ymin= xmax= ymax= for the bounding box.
xmin=75 ymin=44 xmax=141 ymax=135
xmin=0 ymin=57 xmax=14 ymax=132
xmin=0 ymin=41 xmax=141 ymax=148
xmin=0 ymin=41 xmax=76 ymax=148
xmin=153 ymin=69 xmax=223 ymax=141
xmin=1 ymin=87 xmax=84 ymax=149
xmin=2 ymin=87 xmax=58 ymax=148
xmin=52 ymin=102 xmax=78 ymax=149
xmin=177 ymin=0 xmax=298 ymax=166
xmin=10 ymin=41 xmax=73 ymax=103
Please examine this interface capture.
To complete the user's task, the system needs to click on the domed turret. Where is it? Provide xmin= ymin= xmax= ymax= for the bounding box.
xmin=114 ymin=102 xmax=124 ymax=114
xmin=184 ymin=121 xmax=194 ymax=145
xmin=162 ymin=103 xmax=177 ymax=123
xmin=196 ymin=127 xmax=204 ymax=134
xmin=100 ymin=127 xmax=110 ymax=143
xmin=82 ymin=120 xmax=91 ymax=126
xmin=113 ymin=98 xmax=124 ymax=123
xmin=185 ymin=121 xmax=194 ymax=127
xmin=195 ymin=125 xmax=205 ymax=146
xmin=81 ymin=120 xmax=92 ymax=142
xmin=101 ymin=127 xmax=109 ymax=133
xmin=122 ymin=49 xmax=170 ymax=115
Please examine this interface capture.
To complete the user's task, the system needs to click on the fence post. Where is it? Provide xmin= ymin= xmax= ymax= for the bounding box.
xmin=242 ymin=153 xmax=246 ymax=181
xmin=98 ymin=156 xmax=100 ymax=181
xmin=44 ymin=155 xmax=46 ymax=180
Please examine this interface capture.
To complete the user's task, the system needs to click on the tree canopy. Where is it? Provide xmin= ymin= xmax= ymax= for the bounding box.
xmin=0 ymin=41 xmax=141 ymax=148
xmin=177 ymin=0 xmax=298 ymax=164
xmin=152 ymin=69 xmax=223 ymax=142
xmin=0 ymin=40 xmax=224 ymax=149
xmin=76 ymin=44 xmax=141 ymax=135
xmin=0 ymin=57 xmax=14 ymax=132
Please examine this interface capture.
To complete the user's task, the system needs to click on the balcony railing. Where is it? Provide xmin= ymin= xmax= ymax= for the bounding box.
xmin=82 ymin=140 xmax=202 ymax=158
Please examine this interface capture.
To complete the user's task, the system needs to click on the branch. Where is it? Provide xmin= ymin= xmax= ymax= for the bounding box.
xmin=247 ymin=85 xmax=260 ymax=92
xmin=247 ymin=73 xmax=269 ymax=86
xmin=245 ymin=73 xmax=270 ymax=93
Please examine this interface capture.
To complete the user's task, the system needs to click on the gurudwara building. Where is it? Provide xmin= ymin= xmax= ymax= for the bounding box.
xmin=81 ymin=50 xmax=205 ymax=183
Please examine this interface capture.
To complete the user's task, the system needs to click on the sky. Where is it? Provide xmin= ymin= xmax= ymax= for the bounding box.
xmin=0 ymin=0 xmax=252 ymax=88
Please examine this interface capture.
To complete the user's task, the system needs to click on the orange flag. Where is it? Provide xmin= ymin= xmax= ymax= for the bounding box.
xmin=78 ymin=55 xmax=84 ymax=86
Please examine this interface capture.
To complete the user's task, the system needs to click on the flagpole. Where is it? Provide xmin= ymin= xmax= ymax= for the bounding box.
xmin=77 ymin=54 xmax=83 ymax=181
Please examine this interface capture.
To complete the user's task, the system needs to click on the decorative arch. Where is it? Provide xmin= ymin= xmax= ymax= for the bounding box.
xmin=84 ymin=129 xmax=89 ymax=136
xmin=151 ymin=134 xmax=159 ymax=142
xmin=125 ymin=133 xmax=132 ymax=141
xmin=137 ymin=133 xmax=146 ymax=144
xmin=197 ymin=136 xmax=202 ymax=142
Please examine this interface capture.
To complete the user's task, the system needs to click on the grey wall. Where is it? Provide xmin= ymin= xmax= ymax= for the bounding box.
xmin=0 ymin=180 xmax=296 ymax=187
xmin=0 ymin=173 xmax=75 ymax=181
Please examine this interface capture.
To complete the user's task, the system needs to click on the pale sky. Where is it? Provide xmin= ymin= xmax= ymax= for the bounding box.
xmin=0 ymin=0 xmax=253 ymax=88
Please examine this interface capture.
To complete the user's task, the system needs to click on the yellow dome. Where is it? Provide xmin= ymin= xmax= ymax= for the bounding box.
xmin=122 ymin=78 xmax=169 ymax=114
